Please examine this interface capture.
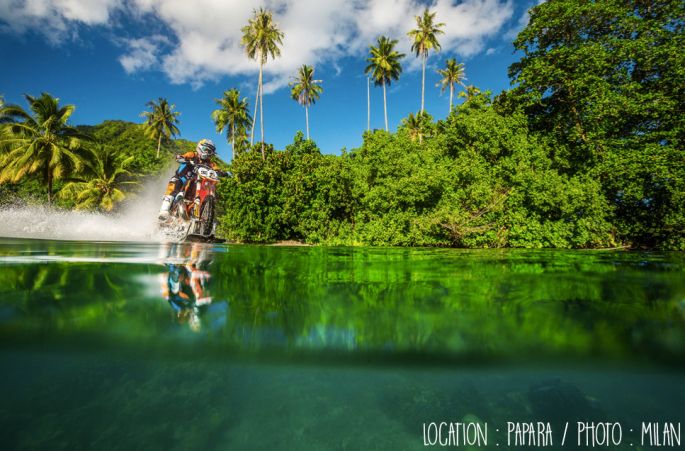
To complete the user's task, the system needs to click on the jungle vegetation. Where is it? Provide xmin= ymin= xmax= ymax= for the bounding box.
xmin=0 ymin=110 xmax=193 ymax=210
xmin=0 ymin=0 xmax=682 ymax=249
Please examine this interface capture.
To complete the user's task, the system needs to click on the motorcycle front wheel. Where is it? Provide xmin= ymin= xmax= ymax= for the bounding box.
xmin=199 ymin=197 xmax=215 ymax=237
xmin=168 ymin=201 xmax=192 ymax=241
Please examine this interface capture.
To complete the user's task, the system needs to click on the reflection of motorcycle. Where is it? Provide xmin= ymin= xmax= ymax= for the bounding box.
xmin=159 ymin=242 xmax=221 ymax=332
xmin=160 ymin=159 xmax=222 ymax=241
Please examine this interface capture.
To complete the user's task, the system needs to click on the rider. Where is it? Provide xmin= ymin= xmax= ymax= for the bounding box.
xmin=159 ymin=242 xmax=214 ymax=332
xmin=158 ymin=138 xmax=220 ymax=220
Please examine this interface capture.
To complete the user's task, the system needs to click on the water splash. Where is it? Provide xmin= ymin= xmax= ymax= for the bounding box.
xmin=0 ymin=174 xmax=171 ymax=242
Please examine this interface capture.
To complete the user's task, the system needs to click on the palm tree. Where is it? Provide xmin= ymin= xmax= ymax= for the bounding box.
xmin=241 ymin=7 xmax=284 ymax=158
xmin=459 ymin=85 xmax=482 ymax=102
xmin=401 ymin=111 xmax=431 ymax=143
xmin=212 ymin=88 xmax=252 ymax=158
xmin=0 ymin=95 xmax=8 ymax=124
xmin=0 ymin=93 xmax=90 ymax=204
xmin=59 ymin=145 xmax=139 ymax=211
xmin=365 ymin=36 xmax=405 ymax=132
xmin=437 ymin=58 xmax=467 ymax=113
xmin=408 ymin=8 xmax=445 ymax=114
xmin=140 ymin=98 xmax=180 ymax=158
xmin=289 ymin=65 xmax=323 ymax=140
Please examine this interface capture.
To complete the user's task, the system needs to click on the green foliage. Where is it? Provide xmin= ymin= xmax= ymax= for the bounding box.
xmin=216 ymin=101 xmax=613 ymax=248
xmin=217 ymin=133 xmax=353 ymax=243
xmin=508 ymin=0 xmax=685 ymax=248
xmin=399 ymin=111 xmax=433 ymax=143
xmin=59 ymin=144 xmax=139 ymax=212
xmin=0 ymin=177 xmax=48 ymax=207
xmin=76 ymin=120 xmax=180 ymax=174
xmin=458 ymin=85 xmax=481 ymax=102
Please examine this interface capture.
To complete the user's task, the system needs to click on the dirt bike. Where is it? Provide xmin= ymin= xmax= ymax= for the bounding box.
xmin=160 ymin=159 xmax=224 ymax=242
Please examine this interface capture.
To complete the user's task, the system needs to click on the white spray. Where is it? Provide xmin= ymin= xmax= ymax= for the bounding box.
xmin=0 ymin=170 xmax=174 ymax=242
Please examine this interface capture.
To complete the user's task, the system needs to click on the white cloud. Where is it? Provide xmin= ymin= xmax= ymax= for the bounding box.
xmin=0 ymin=0 xmax=121 ymax=42
xmin=1 ymin=0 xmax=516 ymax=89
xmin=118 ymin=35 xmax=167 ymax=73
xmin=433 ymin=0 xmax=514 ymax=56
xmin=54 ymin=0 xmax=118 ymax=23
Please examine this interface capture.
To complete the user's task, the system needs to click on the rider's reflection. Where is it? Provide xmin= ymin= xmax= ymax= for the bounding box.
xmin=158 ymin=242 xmax=227 ymax=332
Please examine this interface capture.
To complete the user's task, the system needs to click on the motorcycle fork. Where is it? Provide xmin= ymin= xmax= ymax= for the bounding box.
xmin=193 ymin=180 xmax=202 ymax=218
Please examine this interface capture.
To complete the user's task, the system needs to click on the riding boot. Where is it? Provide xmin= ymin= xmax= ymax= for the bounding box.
xmin=158 ymin=195 xmax=173 ymax=220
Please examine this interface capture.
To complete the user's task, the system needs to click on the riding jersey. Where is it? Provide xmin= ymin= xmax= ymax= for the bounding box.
xmin=174 ymin=151 xmax=219 ymax=186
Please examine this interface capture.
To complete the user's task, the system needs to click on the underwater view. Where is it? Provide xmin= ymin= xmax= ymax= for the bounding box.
xmin=0 ymin=238 xmax=683 ymax=450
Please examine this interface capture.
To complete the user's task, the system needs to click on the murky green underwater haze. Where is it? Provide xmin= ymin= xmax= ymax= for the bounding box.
xmin=0 ymin=238 xmax=683 ymax=450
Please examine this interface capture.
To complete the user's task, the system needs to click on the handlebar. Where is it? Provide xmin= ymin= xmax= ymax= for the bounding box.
xmin=177 ymin=157 xmax=230 ymax=178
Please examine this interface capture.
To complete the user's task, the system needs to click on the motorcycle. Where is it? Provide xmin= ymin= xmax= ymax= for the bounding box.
xmin=160 ymin=159 xmax=224 ymax=241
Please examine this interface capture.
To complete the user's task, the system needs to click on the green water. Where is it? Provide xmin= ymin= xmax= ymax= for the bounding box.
xmin=1 ymin=238 xmax=683 ymax=450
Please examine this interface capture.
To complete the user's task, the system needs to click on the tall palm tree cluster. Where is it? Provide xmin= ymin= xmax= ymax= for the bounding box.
xmin=216 ymin=6 xmax=473 ymax=157
xmin=209 ymin=7 xmax=323 ymax=160
xmin=366 ymin=7 xmax=472 ymax=135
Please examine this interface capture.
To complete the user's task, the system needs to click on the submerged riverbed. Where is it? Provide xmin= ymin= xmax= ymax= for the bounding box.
xmin=0 ymin=238 xmax=683 ymax=450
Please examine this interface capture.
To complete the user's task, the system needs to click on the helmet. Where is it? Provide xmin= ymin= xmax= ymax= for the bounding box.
xmin=196 ymin=139 xmax=216 ymax=160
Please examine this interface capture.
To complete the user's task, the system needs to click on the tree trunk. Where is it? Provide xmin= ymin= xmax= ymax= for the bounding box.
xmin=251 ymin=86 xmax=259 ymax=146
xmin=259 ymin=61 xmax=265 ymax=159
xmin=47 ymin=171 xmax=53 ymax=205
xmin=449 ymin=84 xmax=453 ymax=113
xmin=367 ymin=77 xmax=370 ymax=131
xmin=421 ymin=52 xmax=426 ymax=114
xmin=157 ymin=134 xmax=161 ymax=158
xmin=251 ymin=50 xmax=261 ymax=147
xmin=305 ymin=105 xmax=309 ymax=140
xmin=231 ymin=122 xmax=235 ymax=159
xmin=383 ymin=80 xmax=388 ymax=132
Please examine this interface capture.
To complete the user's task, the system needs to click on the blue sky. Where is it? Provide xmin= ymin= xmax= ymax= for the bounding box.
xmin=0 ymin=0 xmax=536 ymax=162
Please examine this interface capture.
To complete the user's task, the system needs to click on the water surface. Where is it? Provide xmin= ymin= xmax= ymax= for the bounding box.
xmin=1 ymin=238 xmax=683 ymax=449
